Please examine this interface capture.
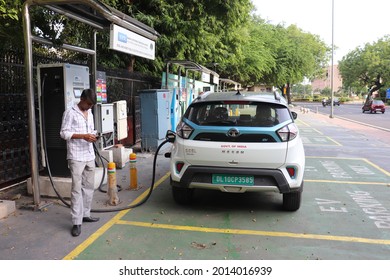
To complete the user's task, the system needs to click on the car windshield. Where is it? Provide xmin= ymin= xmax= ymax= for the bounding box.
xmin=184 ymin=101 xmax=292 ymax=127
xmin=373 ymin=100 xmax=384 ymax=105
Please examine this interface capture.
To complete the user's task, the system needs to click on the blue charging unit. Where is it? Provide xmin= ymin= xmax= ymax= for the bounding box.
xmin=138 ymin=89 xmax=171 ymax=152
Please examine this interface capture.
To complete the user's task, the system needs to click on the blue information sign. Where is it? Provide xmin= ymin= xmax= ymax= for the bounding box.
xmin=386 ymin=88 xmax=390 ymax=99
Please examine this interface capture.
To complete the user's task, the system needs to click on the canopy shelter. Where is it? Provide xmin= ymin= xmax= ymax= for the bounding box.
xmin=219 ymin=78 xmax=241 ymax=91
xmin=22 ymin=0 xmax=159 ymax=209
xmin=164 ymin=60 xmax=219 ymax=90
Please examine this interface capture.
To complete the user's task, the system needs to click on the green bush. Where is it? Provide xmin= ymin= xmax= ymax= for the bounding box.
xmin=313 ymin=95 xmax=321 ymax=102
xmin=339 ymin=97 xmax=351 ymax=103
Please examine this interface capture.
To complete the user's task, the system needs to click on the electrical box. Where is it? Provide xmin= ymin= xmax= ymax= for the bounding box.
xmin=113 ymin=100 xmax=128 ymax=140
xmin=138 ymin=89 xmax=170 ymax=152
xmin=95 ymin=103 xmax=114 ymax=134
xmin=37 ymin=63 xmax=90 ymax=177
xmin=95 ymin=103 xmax=114 ymax=149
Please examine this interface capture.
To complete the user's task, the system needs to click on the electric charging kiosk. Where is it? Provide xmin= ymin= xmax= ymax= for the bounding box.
xmin=37 ymin=63 xmax=90 ymax=177
xmin=36 ymin=62 xmax=127 ymax=197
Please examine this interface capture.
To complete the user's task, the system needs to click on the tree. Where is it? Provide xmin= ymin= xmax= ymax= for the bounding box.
xmin=292 ymin=83 xmax=312 ymax=96
xmin=220 ymin=15 xmax=275 ymax=85
xmin=339 ymin=36 xmax=390 ymax=100
xmin=0 ymin=0 xmax=23 ymax=50
xmin=124 ymin=0 xmax=254 ymax=75
xmin=1 ymin=0 xmax=329 ymax=90
xmin=251 ymin=23 xmax=330 ymax=103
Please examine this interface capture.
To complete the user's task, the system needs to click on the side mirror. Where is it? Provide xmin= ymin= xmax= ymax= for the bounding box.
xmin=291 ymin=111 xmax=298 ymax=120
xmin=166 ymin=130 xmax=176 ymax=143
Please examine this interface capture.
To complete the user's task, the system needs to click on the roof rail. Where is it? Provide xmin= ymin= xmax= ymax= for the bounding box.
xmin=194 ymin=91 xmax=213 ymax=102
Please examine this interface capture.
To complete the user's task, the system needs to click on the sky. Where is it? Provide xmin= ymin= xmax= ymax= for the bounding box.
xmin=252 ymin=0 xmax=390 ymax=63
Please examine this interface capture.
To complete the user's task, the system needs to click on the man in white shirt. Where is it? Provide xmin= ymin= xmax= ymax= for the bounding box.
xmin=60 ymin=88 xmax=100 ymax=237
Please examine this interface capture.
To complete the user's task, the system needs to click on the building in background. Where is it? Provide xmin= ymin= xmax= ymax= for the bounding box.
xmin=311 ymin=65 xmax=343 ymax=94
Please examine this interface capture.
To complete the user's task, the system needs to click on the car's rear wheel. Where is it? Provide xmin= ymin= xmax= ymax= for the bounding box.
xmin=283 ymin=189 xmax=302 ymax=211
xmin=172 ymin=186 xmax=194 ymax=205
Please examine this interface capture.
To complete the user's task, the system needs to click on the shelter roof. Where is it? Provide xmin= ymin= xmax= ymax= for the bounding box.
xmin=37 ymin=0 xmax=159 ymax=40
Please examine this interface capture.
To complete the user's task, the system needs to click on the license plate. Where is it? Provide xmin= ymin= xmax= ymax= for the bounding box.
xmin=212 ymin=174 xmax=254 ymax=186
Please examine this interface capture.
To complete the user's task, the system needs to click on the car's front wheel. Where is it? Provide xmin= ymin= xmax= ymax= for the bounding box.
xmin=283 ymin=189 xmax=302 ymax=211
xmin=172 ymin=185 xmax=194 ymax=205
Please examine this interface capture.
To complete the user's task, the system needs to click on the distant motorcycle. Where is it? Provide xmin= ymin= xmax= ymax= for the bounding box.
xmin=322 ymin=98 xmax=328 ymax=107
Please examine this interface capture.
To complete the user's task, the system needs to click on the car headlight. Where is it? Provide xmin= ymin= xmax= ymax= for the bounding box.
xmin=176 ymin=121 xmax=194 ymax=139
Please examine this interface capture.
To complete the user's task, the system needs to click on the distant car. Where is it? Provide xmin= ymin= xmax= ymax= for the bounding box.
xmin=322 ymin=98 xmax=340 ymax=107
xmin=362 ymin=99 xmax=385 ymax=114
xmin=168 ymin=90 xmax=305 ymax=211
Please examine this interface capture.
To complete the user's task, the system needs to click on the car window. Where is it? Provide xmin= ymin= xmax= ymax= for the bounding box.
xmin=185 ymin=102 xmax=292 ymax=127
xmin=373 ymin=100 xmax=384 ymax=105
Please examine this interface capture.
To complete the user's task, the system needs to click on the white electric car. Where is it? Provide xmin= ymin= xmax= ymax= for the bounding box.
xmin=168 ymin=90 xmax=305 ymax=211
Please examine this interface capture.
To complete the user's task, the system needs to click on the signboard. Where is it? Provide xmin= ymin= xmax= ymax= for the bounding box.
xmin=109 ymin=24 xmax=155 ymax=60
xmin=386 ymin=88 xmax=390 ymax=99
xmin=212 ymin=75 xmax=219 ymax=85
xmin=201 ymin=72 xmax=210 ymax=83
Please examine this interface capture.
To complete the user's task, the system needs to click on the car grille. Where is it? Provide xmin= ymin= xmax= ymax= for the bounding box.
xmin=193 ymin=133 xmax=277 ymax=142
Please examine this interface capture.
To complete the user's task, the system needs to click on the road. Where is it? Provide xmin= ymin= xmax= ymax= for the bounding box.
xmin=296 ymin=102 xmax=390 ymax=130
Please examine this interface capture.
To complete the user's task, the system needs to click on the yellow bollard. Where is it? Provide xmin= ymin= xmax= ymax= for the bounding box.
xmin=107 ymin=162 xmax=119 ymax=205
xmin=129 ymin=153 xmax=138 ymax=190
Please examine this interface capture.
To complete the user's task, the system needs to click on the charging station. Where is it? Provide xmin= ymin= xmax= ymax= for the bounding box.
xmin=32 ymin=63 xmax=130 ymax=199
xmin=37 ymin=63 xmax=90 ymax=177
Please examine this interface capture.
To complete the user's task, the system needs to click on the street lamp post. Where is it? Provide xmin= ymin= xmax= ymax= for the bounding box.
xmin=330 ymin=0 xmax=335 ymax=118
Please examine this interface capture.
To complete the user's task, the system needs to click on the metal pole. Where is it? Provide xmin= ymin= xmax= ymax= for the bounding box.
xmin=92 ymin=30 xmax=97 ymax=92
xmin=22 ymin=2 xmax=41 ymax=208
xmin=330 ymin=0 xmax=335 ymax=118
xmin=32 ymin=36 xmax=95 ymax=55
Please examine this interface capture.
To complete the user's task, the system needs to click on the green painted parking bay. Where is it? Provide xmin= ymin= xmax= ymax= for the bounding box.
xmin=69 ymin=179 xmax=390 ymax=260
xmin=66 ymin=164 xmax=390 ymax=260
xmin=298 ymin=127 xmax=324 ymax=135
xmin=301 ymin=135 xmax=341 ymax=146
xmin=64 ymin=157 xmax=390 ymax=260
xmin=305 ymin=156 xmax=390 ymax=184
xmin=297 ymin=123 xmax=341 ymax=146
xmin=302 ymin=181 xmax=390 ymax=246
